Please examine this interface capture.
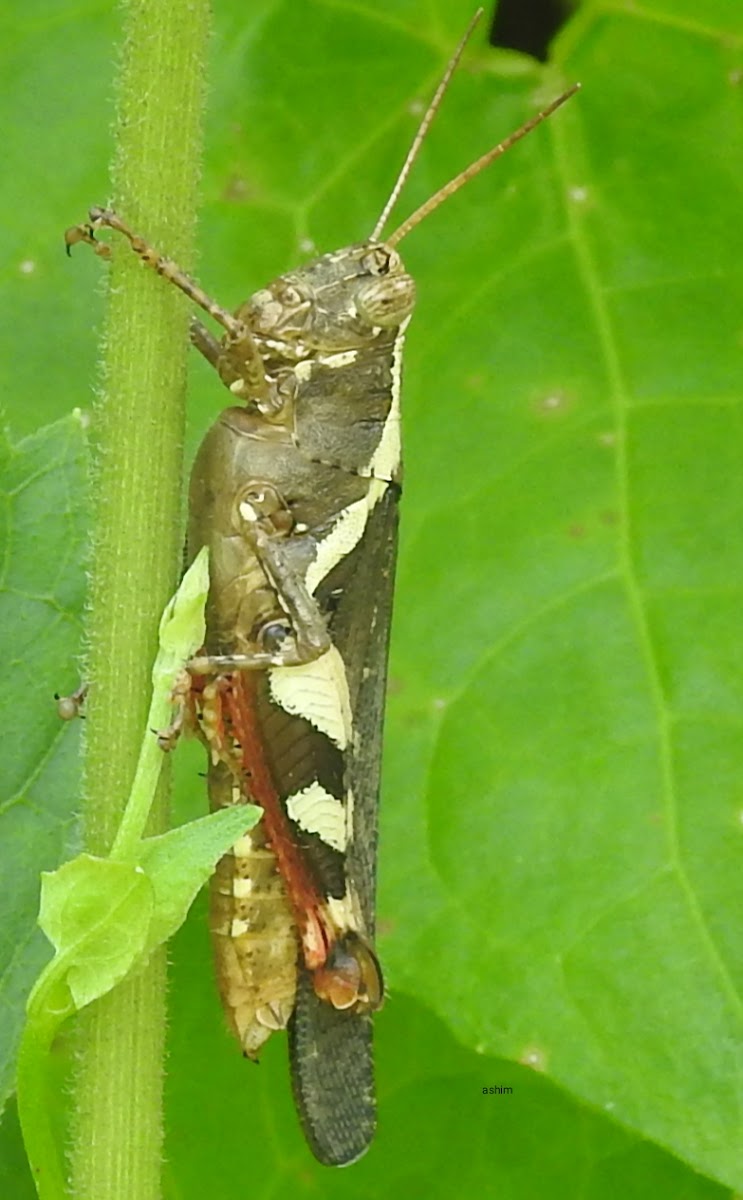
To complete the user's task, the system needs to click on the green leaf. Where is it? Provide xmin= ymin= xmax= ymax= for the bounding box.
xmin=0 ymin=415 xmax=87 ymax=1106
xmin=31 ymin=805 xmax=258 ymax=1016
xmin=384 ymin=1 xmax=743 ymax=1193
xmin=137 ymin=806 xmax=260 ymax=953
xmin=35 ymin=855 xmax=153 ymax=1011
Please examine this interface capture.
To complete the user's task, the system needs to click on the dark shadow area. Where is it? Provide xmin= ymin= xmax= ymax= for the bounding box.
xmin=490 ymin=0 xmax=572 ymax=62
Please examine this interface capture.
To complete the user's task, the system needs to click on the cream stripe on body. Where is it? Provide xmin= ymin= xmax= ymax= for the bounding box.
xmin=269 ymin=644 xmax=352 ymax=749
xmin=304 ymin=320 xmax=405 ymax=595
xmin=364 ymin=318 xmax=407 ymax=483
xmin=304 ymin=477 xmax=387 ymax=595
xmin=286 ymin=781 xmax=349 ymax=852
xmin=326 ymin=892 xmax=360 ymax=934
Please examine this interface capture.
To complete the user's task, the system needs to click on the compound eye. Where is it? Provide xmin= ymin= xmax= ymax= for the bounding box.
xmin=257 ymin=620 xmax=295 ymax=654
xmin=357 ymin=272 xmax=416 ymax=327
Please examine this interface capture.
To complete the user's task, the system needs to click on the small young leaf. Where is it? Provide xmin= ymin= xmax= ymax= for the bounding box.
xmin=137 ymin=805 xmax=260 ymax=953
xmin=31 ymin=804 xmax=256 ymax=1015
xmin=35 ymin=855 xmax=153 ymax=1011
xmin=154 ymin=545 xmax=209 ymax=684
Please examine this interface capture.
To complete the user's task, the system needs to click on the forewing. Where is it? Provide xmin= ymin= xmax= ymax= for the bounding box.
xmin=288 ymin=484 xmax=399 ymax=1164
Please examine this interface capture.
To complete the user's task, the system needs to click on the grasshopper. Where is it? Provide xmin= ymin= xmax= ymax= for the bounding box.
xmin=67 ymin=8 xmax=577 ymax=1166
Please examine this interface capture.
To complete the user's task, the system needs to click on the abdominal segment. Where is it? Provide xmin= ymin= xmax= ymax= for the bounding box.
xmin=207 ymin=757 xmax=298 ymax=1059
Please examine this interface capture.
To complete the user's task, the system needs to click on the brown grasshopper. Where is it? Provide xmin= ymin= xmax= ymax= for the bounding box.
xmin=67 ymin=7 xmax=578 ymax=1166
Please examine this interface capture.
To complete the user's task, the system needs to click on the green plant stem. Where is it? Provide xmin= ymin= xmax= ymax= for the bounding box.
xmin=68 ymin=1 xmax=209 ymax=1197
xmin=111 ymin=547 xmax=209 ymax=862
xmin=106 ymin=649 xmax=179 ymax=864
xmin=18 ymin=973 xmax=75 ymax=1200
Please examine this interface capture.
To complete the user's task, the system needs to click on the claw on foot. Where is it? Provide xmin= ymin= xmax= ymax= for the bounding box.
xmin=64 ymin=219 xmax=111 ymax=259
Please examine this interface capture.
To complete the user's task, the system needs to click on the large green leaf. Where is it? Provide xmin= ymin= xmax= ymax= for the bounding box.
xmin=1 ymin=0 xmax=742 ymax=1195
xmin=0 ymin=416 xmax=86 ymax=1104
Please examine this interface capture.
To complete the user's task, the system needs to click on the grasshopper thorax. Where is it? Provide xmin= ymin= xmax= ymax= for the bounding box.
xmin=234 ymin=241 xmax=416 ymax=362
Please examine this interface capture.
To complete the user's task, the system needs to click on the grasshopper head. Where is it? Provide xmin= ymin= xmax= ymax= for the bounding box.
xmin=236 ymin=241 xmax=416 ymax=360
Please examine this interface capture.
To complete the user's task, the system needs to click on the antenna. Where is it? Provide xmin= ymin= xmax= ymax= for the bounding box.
xmin=370 ymin=8 xmax=485 ymax=242
xmin=385 ymin=82 xmax=580 ymax=248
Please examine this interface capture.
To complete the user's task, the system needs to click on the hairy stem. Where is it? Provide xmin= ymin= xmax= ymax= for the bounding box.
xmin=69 ymin=1 xmax=209 ymax=1196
